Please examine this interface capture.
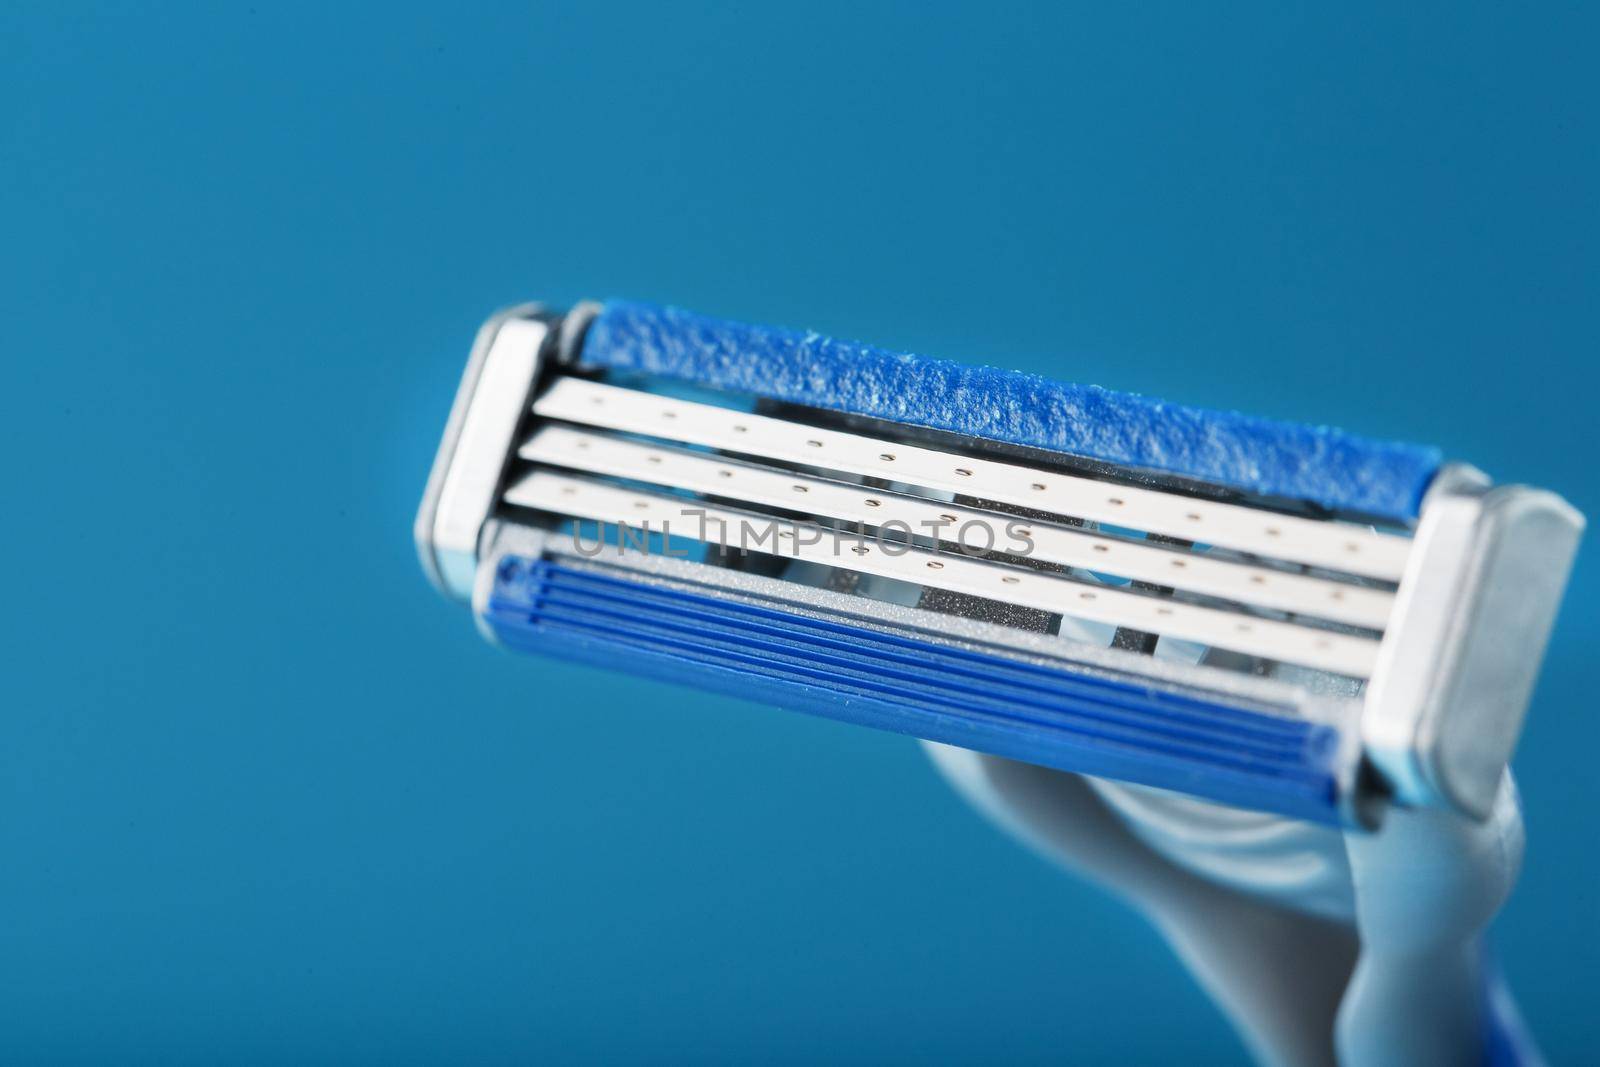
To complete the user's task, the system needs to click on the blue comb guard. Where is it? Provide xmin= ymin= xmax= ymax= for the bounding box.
xmin=484 ymin=555 xmax=1346 ymax=824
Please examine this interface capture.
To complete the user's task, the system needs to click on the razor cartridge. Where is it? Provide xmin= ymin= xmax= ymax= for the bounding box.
xmin=416 ymin=301 xmax=1583 ymax=828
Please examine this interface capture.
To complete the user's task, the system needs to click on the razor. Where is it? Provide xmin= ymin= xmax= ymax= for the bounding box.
xmin=415 ymin=301 xmax=1582 ymax=828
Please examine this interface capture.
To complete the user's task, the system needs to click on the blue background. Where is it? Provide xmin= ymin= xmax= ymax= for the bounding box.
xmin=3 ymin=3 xmax=1595 ymax=1062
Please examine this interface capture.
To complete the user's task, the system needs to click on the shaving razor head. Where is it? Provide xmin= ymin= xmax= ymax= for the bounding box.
xmin=416 ymin=301 xmax=1583 ymax=828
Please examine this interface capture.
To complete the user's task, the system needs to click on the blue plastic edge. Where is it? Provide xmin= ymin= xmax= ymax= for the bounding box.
xmin=577 ymin=300 xmax=1443 ymax=522
xmin=483 ymin=555 xmax=1346 ymax=825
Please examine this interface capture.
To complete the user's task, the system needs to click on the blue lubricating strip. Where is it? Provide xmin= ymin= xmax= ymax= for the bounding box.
xmin=484 ymin=556 xmax=1345 ymax=824
xmin=578 ymin=300 xmax=1443 ymax=522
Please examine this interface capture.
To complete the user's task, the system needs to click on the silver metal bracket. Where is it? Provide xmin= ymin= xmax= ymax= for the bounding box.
xmin=1363 ymin=478 xmax=1584 ymax=817
xmin=414 ymin=305 xmax=552 ymax=601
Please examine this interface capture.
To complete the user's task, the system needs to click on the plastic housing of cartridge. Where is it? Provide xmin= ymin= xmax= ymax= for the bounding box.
xmin=417 ymin=302 xmax=1583 ymax=828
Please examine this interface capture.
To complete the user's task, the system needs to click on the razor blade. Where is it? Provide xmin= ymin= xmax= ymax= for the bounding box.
xmin=415 ymin=301 xmax=1583 ymax=828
